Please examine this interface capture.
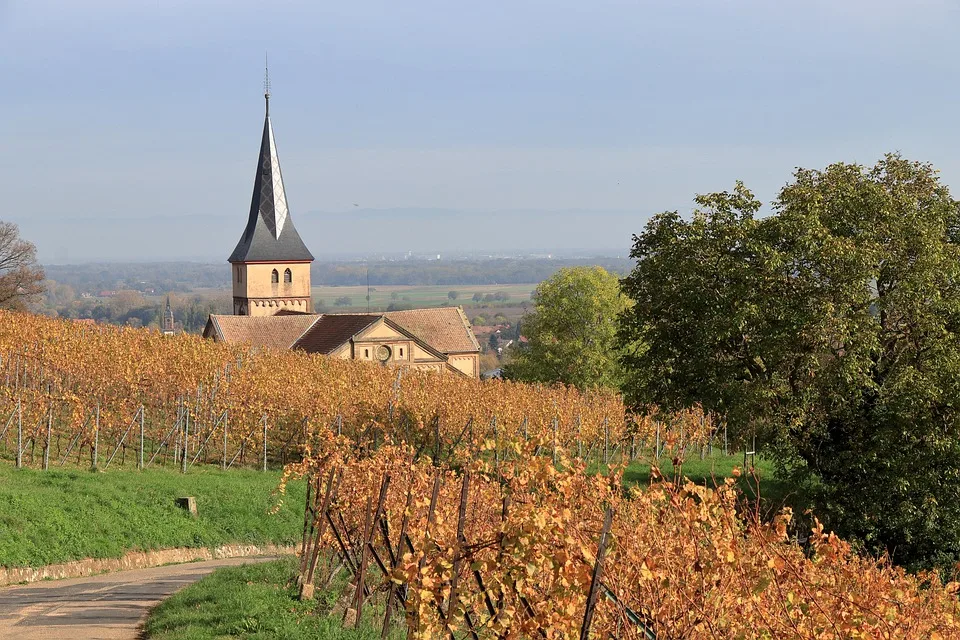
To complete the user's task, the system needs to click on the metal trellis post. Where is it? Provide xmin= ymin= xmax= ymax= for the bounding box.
xmin=139 ymin=405 xmax=144 ymax=470
xmin=181 ymin=407 xmax=189 ymax=474
xmin=222 ymin=409 xmax=228 ymax=470
xmin=16 ymin=400 xmax=22 ymax=469
xmin=93 ymin=403 xmax=99 ymax=469
xmin=43 ymin=402 xmax=52 ymax=471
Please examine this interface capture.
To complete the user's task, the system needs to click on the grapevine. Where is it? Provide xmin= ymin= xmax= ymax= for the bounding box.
xmin=0 ymin=311 xmax=712 ymax=470
xmin=294 ymin=445 xmax=960 ymax=639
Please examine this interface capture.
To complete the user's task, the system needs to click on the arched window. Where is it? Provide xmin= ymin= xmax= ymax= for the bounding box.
xmin=283 ymin=268 xmax=292 ymax=283
xmin=271 ymin=269 xmax=279 ymax=284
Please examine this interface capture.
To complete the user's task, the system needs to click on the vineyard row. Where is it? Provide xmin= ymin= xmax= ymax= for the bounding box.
xmin=0 ymin=311 xmax=719 ymax=471
xmin=290 ymin=447 xmax=960 ymax=639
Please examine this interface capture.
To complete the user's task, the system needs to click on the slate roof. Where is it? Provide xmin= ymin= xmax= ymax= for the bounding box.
xmin=206 ymin=314 xmax=320 ymax=350
xmin=383 ymin=307 xmax=481 ymax=353
xmin=228 ymin=94 xmax=314 ymax=263
xmin=292 ymin=314 xmax=380 ymax=355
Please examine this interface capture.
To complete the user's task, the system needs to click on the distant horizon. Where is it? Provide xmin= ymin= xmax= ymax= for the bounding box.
xmin=37 ymin=244 xmax=631 ymax=267
xmin=22 ymin=206 xmax=644 ymax=264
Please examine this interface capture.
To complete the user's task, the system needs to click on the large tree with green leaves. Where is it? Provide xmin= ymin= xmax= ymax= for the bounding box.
xmin=619 ymin=155 xmax=960 ymax=570
xmin=506 ymin=266 xmax=630 ymax=389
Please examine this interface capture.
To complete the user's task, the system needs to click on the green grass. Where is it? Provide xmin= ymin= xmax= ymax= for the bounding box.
xmin=0 ymin=464 xmax=305 ymax=568
xmin=590 ymin=449 xmax=794 ymax=516
xmin=144 ymin=557 xmax=399 ymax=640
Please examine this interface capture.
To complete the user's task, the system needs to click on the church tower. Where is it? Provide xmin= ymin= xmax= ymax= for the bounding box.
xmin=229 ymin=71 xmax=314 ymax=316
xmin=162 ymin=296 xmax=176 ymax=335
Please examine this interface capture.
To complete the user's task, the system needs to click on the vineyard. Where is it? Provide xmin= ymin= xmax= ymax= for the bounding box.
xmin=0 ymin=311 xmax=709 ymax=472
xmin=3 ymin=310 xmax=957 ymax=638
xmin=291 ymin=446 xmax=960 ymax=639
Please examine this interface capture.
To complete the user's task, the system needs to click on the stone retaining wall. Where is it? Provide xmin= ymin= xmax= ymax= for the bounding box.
xmin=0 ymin=543 xmax=296 ymax=587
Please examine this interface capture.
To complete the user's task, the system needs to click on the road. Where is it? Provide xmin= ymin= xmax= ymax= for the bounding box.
xmin=0 ymin=557 xmax=274 ymax=640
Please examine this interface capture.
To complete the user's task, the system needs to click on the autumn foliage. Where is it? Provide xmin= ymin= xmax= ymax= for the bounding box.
xmin=0 ymin=310 xmax=706 ymax=466
xmin=293 ymin=444 xmax=960 ymax=639
xmin=1 ymin=311 xmax=956 ymax=637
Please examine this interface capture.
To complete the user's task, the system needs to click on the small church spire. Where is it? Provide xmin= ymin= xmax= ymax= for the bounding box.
xmin=162 ymin=296 xmax=176 ymax=336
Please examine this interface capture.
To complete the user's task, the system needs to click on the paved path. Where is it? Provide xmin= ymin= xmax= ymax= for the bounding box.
xmin=0 ymin=557 xmax=275 ymax=640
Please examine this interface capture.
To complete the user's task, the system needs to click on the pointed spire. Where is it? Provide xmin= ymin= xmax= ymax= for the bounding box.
xmin=228 ymin=67 xmax=314 ymax=264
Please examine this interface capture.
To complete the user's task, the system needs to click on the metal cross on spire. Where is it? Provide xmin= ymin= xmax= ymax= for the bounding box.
xmin=264 ymin=53 xmax=271 ymax=115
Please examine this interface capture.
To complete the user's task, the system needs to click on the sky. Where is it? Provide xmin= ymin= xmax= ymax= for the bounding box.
xmin=3 ymin=0 xmax=960 ymax=262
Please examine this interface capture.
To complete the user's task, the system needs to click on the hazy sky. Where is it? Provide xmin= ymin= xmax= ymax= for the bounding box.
xmin=3 ymin=1 xmax=960 ymax=261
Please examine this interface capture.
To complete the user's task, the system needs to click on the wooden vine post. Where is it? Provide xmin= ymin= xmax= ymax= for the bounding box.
xmin=381 ymin=487 xmax=413 ymax=635
xmin=349 ymin=473 xmax=391 ymax=627
xmin=580 ymin=507 xmax=614 ymax=640
xmin=447 ymin=472 xmax=470 ymax=631
xmin=299 ymin=469 xmax=337 ymax=601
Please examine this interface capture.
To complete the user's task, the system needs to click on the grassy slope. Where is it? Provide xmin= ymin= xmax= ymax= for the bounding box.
xmin=144 ymin=558 xmax=399 ymax=640
xmin=0 ymin=465 xmax=305 ymax=568
xmin=0 ymin=453 xmax=788 ymax=570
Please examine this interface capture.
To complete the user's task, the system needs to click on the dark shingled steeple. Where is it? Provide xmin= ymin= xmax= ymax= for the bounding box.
xmin=228 ymin=82 xmax=314 ymax=264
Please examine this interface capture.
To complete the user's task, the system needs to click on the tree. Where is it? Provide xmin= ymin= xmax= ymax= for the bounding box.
xmin=619 ymin=155 xmax=960 ymax=571
xmin=334 ymin=296 xmax=352 ymax=307
xmin=110 ymin=290 xmax=146 ymax=316
xmin=43 ymin=280 xmax=75 ymax=310
xmin=448 ymin=290 xmax=459 ymax=300
xmin=472 ymin=292 xmax=483 ymax=302
xmin=478 ymin=351 xmax=500 ymax=373
xmin=505 ymin=266 xmax=630 ymax=389
xmin=0 ymin=222 xmax=45 ymax=310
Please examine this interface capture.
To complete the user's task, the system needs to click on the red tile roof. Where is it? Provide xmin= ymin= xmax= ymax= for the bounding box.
xmin=207 ymin=314 xmax=320 ymax=350
xmin=384 ymin=307 xmax=480 ymax=354
xmin=205 ymin=306 xmax=480 ymax=356
xmin=292 ymin=315 xmax=380 ymax=354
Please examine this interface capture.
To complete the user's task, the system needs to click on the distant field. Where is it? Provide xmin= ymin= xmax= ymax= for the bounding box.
xmin=312 ymin=283 xmax=534 ymax=312
xmin=174 ymin=284 xmax=533 ymax=309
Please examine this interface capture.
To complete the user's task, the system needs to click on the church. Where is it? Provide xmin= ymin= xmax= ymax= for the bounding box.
xmin=203 ymin=82 xmax=481 ymax=378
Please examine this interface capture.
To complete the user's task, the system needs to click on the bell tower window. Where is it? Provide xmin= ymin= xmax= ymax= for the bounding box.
xmin=271 ymin=269 xmax=279 ymax=284
xmin=284 ymin=268 xmax=292 ymax=283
